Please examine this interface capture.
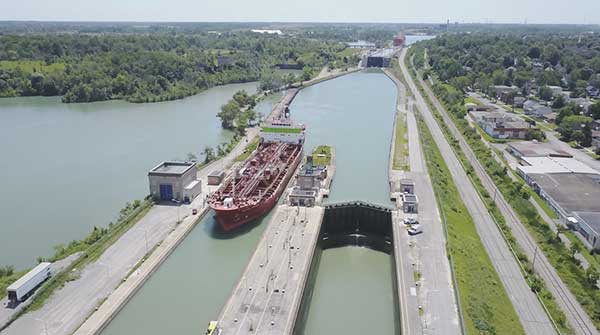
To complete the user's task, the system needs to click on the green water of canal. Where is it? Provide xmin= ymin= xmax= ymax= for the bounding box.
xmin=292 ymin=71 xmax=398 ymax=334
xmin=100 ymin=70 xmax=399 ymax=335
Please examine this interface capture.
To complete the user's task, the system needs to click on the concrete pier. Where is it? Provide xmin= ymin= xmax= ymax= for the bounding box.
xmin=216 ymin=205 xmax=325 ymax=335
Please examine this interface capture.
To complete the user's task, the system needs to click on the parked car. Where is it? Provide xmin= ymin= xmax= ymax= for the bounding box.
xmin=192 ymin=208 xmax=198 ymax=215
xmin=407 ymin=225 xmax=423 ymax=235
xmin=403 ymin=217 xmax=418 ymax=225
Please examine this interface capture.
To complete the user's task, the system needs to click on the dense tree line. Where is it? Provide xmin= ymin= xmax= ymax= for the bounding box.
xmin=0 ymin=32 xmax=347 ymax=103
xmin=418 ymin=33 xmax=600 ymax=97
xmin=412 ymin=32 xmax=600 ymax=147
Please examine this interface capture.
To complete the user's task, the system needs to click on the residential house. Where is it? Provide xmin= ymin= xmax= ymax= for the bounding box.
xmin=524 ymin=100 xmax=552 ymax=117
xmin=491 ymin=85 xmax=519 ymax=102
xmin=543 ymin=112 xmax=558 ymax=123
xmin=513 ymin=96 xmax=526 ymax=108
xmin=571 ymin=97 xmax=593 ymax=114
xmin=547 ymin=85 xmax=564 ymax=98
xmin=472 ymin=111 xmax=532 ymax=139
xmin=586 ymin=85 xmax=599 ymax=98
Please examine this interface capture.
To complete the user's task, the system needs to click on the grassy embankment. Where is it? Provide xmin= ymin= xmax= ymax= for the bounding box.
xmin=415 ymin=106 xmax=525 ymax=335
xmin=234 ymin=137 xmax=260 ymax=162
xmin=428 ymin=81 xmax=599 ymax=333
xmin=8 ymin=199 xmax=153 ymax=314
xmin=311 ymin=145 xmax=332 ymax=166
xmin=0 ymin=60 xmax=65 ymax=73
xmin=392 ymin=54 xmax=525 ymax=334
xmin=392 ymin=112 xmax=409 ymax=170
xmin=408 ymin=49 xmax=596 ymax=332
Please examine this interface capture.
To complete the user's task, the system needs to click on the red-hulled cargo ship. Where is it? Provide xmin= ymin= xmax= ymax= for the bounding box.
xmin=208 ymin=119 xmax=305 ymax=231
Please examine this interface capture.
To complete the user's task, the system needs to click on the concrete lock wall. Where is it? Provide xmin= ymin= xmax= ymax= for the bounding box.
xmin=294 ymin=201 xmax=398 ymax=334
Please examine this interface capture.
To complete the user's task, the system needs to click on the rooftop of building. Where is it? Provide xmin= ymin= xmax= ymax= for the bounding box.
xmin=149 ymin=161 xmax=195 ymax=176
xmin=209 ymin=170 xmax=225 ymax=178
xmin=519 ymin=156 xmax=599 ymax=175
xmin=508 ymin=141 xmax=572 ymax=157
xmin=530 ymin=173 xmax=600 ymax=213
xmin=574 ymin=211 xmax=600 ymax=235
xmin=495 ymin=120 xmax=530 ymax=129
xmin=402 ymin=193 xmax=418 ymax=203
xmin=400 ymin=178 xmax=415 ymax=185
xmin=290 ymin=188 xmax=317 ymax=197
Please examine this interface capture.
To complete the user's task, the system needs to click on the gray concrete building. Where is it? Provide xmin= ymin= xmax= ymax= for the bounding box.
xmin=528 ymin=173 xmax=600 ymax=250
xmin=402 ymin=193 xmax=418 ymax=213
xmin=400 ymin=179 xmax=415 ymax=194
xmin=148 ymin=161 xmax=201 ymax=203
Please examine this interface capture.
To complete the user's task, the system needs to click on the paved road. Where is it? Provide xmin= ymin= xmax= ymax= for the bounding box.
xmin=384 ymin=68 xmax=460 ymax=335
xmin=2 ymin=204 xmax=187 ymax=335
xmin=398 ymin=49 xmax=558 ymax=335
xmin=0 ymin=253 xmax=81 ymax=331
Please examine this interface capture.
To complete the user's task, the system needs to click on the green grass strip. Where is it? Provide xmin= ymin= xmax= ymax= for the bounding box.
xmin=415 ymin=108 xmax=525 ymax=335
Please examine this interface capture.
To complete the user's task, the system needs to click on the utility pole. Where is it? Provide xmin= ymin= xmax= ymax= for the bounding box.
xmin=532 ymin=246 xmax=539 ymax=273
xmin=265 ymin=235 xmax=269 ymax=264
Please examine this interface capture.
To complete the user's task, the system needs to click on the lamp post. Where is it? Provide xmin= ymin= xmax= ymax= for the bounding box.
xmin=172 ymin=198 xmax=181 ymax=223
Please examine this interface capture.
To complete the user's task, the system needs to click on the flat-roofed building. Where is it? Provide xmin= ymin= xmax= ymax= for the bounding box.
xmin=517 ymin=157 xmax=599 ymax=183
xmin=527 ymin=173 xmax=600 ymax=249
xmin=400 ymin=179 xmax=415 ymax=194
xmin=571 ymin=212 xmax=600 ymax=250
xmin=148 ymin=161 xmax=201 ymax=203
xmin=471 ymin=111 xmax=532 ymax=139
xmin=507 ymin=141 xmax=572 ymax=159
xmin=402 ymin=193 xmax=418 ymax=213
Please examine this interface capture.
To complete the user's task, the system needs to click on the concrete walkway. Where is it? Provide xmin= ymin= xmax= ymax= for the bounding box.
xmin=384 ymin=67 xmax=461 ymax=335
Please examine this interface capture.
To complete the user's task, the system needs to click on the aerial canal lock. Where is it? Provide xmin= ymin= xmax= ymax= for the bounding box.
xmin=213 ymin=144 xmax=337 ymax=334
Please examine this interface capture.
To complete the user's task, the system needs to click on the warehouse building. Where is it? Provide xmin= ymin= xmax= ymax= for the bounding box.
xmin=528 ymin=173 xmax=600 ymax=250
xmin=507 ymin=141 xmax=571 ymax=159
xmin=517 ymin=156 xmax=598 ymax=184
xmin=148 ymin=161 xmax=201 ymax=203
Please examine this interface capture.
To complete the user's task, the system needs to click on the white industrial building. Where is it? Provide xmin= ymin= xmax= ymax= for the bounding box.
xmin=516 ymin=156 xmax=598 ymax=184
xmin=515 ymin=154 xmax=600 ymax=250
xmin=148 ymin=161 xmax=201 ymax=203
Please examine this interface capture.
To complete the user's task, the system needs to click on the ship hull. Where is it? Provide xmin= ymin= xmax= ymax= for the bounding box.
xmin=212 ymin=146 xmax=302 ymax=231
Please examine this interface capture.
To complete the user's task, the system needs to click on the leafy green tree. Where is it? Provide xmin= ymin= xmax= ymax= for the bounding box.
xmin=538 ymin=86 xmax=554 ymax=101
xmin=203 ymin=147 xmax=215 ymax=164
xmin=552 ymin=95 xmax=565 ymax=109
xmin=590 ymin=102 xmax=600 ymax=120
xmin=217 ymin=101 xmax=240 ymax=129
xmin=301 ymin=66 xmax=313 ymax=81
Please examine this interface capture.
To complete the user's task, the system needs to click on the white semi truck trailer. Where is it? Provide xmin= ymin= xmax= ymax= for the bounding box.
xmin=6 ymin=262 xmax=51 ymax=305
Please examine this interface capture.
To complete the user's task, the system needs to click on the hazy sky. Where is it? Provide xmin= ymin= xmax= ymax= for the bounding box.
xmin=1 ymin=0 xmax=599 ymax=24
